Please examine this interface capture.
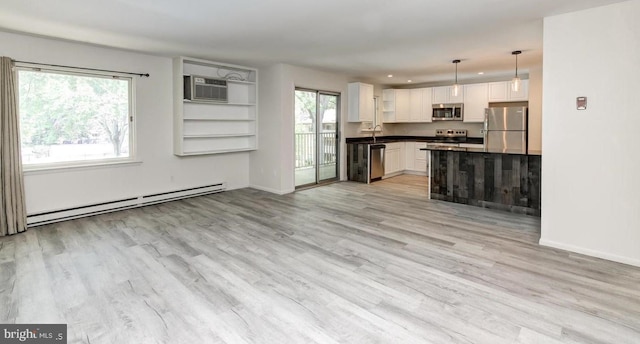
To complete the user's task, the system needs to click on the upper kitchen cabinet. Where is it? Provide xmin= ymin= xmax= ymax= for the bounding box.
xmin=382 ymin=89 xmax=409 ymax=122
xmin=382 ymin=89 xmax=396 ymax=123
xmin=348 ymin=82 xmax=374 ymax=122
xmin=383 ymin=88 xmax=431 ymax=123
xmin=487 ymin=80 xmax=529 ymax=102
xmin=395 ymin=89 xmax=410 ymax=122
xmin=420 ymin=88 xmax=433 ymax=123
xmin=463 ymin=83 xmax=488 ymax=122
xmin=432 ymin=86 xmax=464 ymax=104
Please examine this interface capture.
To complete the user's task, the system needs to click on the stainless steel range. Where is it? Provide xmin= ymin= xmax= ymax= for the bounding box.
xmin=433 ymin=129 xmax=467 ymax=147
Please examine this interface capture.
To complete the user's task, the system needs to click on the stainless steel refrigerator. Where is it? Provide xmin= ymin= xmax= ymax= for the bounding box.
xmin=484 ymin=106 xmax=528 ymax=154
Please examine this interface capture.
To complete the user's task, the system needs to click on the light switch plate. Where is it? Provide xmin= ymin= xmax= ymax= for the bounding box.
xmin=577 ymin=97 xmax=587 ymax=110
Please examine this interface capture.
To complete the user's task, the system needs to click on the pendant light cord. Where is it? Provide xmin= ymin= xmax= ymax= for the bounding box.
xmin=452 ymin=59 xmax=460 ymax=84
xmin=512 ymin=51 xmax=522 ymax=78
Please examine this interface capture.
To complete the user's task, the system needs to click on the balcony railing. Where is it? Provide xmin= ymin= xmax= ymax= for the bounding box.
xmin=295 ymin=132 xmax=336 ymax=169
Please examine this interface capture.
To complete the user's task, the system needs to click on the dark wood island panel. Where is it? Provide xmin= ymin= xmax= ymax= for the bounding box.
xmin=430 ymin=150 xmax=541 ymax=216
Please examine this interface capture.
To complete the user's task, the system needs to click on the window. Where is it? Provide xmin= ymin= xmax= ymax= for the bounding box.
xmin=17 ymin=65 xmax=135 ymax=169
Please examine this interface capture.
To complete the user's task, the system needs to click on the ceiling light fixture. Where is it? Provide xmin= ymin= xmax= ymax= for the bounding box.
xmin=451 ymin=59 xmax=461 ymax=97
xmin=387 ymin=74 xmax=393 ymax=78
xmin=478 ymin=72 xmax=484 ymax=75
xmin=511 ymin=50 xmax=522 ymax=92
xmin=407 ymin=80 xmax=412 ymax=83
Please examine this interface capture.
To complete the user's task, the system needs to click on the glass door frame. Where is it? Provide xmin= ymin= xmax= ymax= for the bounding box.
xmin=294 ymin=87 xmax=340 ymax=189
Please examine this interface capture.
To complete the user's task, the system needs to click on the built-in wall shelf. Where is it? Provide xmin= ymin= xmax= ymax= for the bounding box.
xmin=173 ymin=56 xmax=258 ymax=156
xmin=179 ymin=148 xmax=256 ymax=156
xmin=184 ymin=134 xmax=256 ymax=138
xmin=184 ymin=118 xmax=256 ymax=122
xmin=183 ymin=100 xmax=256 ymax=106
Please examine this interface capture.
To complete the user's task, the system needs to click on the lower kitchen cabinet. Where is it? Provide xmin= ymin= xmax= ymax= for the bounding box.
xmin=384 ymin=142 xmax=404 ymax=176
xmin=405 ymin=142 xmax=428 ymax=173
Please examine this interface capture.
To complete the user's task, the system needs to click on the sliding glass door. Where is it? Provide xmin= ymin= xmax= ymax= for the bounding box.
xmin=294 ymin=89 xmax=339 ymax=188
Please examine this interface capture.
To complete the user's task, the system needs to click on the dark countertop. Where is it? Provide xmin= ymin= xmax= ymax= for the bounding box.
xmin=346 ymin=135 xmax=484 ymax=145
xmin=420 ymin=146 xmax=542 ymax=156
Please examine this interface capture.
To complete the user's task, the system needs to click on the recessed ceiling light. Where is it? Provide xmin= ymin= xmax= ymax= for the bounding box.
xmin=478 ymin=72 xmax=484 ymax=75
xmin=387 ymin=74 xmax=393 ymax=78
xmin=407 ymin=80 xmax=412 ymax=83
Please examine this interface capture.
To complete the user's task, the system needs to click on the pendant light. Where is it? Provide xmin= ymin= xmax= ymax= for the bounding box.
xmin=451 ymin=59 xmax=461 ymax=97
xmin=511 ymin=50 xmax=522 ymax=92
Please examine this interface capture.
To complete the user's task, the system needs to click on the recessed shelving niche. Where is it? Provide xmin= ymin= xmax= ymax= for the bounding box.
xmin=173 ymin=56 xmax=258 ymax=156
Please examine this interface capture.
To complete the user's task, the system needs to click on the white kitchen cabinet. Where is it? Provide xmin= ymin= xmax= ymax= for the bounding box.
xmin=414 ymin=142 xmax=428 ymax=173
xmin=382 ymin=89 xmax=395 ymax=123
xmin=383 ymin=89 xmax=430 ymax=123
xmin=384 ymin=142 xmax=405 ymax=176
xmin=404 ymin=142 xmax=415 ymax=170
xmin=409 ymin=89 xmax=423 ymax=122
xmin=421 ymin=88 xmax=433 ymax=122
xmin=433 ymin=86 xmax=464 ymax=104
xmin=404 ymin=142 xmax=428 ymax=173
xmin=382 ymin=89 xmax=408 ymax=123
xmin=463 ymin=83 xmax=488 ymax=123
xmin=395 ymin=89 xmax=410 ymax=122
xmin=348 ymin=82 xmax=374 ymax=122
xmin=509 ymin=79 xmax=529 ymax=100
xmin=487 ymin=80 xmax=529 ymax=102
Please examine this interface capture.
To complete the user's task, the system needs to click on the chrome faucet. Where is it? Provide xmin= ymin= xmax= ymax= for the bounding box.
xmin=371 ymin=125 xmax=382 ymax=143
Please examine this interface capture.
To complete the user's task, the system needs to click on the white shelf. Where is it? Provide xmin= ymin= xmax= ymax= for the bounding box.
xmin=226 ymin=80 xmax=255 ymax=85
xmin=178 ymin=148 xmax=256 ymax=156
xmin=173 ymin=56 xmax=258 ymax=156
xmin=183 ymin=134 xmax=255 ymax=139
xmin=184 ymin=118 xmax=255 ymax=122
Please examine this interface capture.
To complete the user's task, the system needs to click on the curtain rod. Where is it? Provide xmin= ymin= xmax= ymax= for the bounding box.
xmin=14 ymin=60 xmax=150 ymax=77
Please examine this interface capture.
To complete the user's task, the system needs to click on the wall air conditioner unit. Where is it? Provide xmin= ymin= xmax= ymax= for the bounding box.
xmin=183 ymin=75 xmax=228 ymax=102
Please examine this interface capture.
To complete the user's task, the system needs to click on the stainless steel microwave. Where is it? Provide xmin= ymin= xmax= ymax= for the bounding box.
xmin=432 ymin=103 xmax=463 ymax=121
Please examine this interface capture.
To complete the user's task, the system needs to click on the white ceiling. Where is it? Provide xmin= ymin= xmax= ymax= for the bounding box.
xmin=0 ymin=0 xmax=627 ymax=86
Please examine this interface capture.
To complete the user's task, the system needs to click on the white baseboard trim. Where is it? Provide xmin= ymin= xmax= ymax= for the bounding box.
xmin=27 ymin=182 xmax=227 ymax=227
xmin=402 ymin=170 xmax=428 ymax=176
xmin=382 ymin=172 xmax=404 ymax=179
xmin=249 ymin=184 xmax=294 ymax=195
xmin=539 ymin=238 xmax=640 ymax=267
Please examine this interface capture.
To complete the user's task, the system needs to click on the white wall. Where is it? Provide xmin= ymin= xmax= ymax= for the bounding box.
xmin=251 ymin=63 xmax=350 ymax=194
xmin=541 ymin=0 xmax=640 ymax=266
xmin=528 ymin=65 xmax=543 ymax=152
xmin=249 ymin=64 xmax=284 ymax=194
xmin=0 ymin=31 xmax=251 ymax=214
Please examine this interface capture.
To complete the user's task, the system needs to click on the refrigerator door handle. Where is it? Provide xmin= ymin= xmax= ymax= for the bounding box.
xmin=483 ymin=109 xmax=488 ymax=152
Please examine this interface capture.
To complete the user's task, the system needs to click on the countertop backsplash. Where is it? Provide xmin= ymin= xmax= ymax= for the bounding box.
xmin=386 ymin=122 xmax=484 ymax=138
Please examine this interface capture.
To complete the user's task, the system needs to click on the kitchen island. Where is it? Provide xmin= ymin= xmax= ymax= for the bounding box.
xmin=347 ymin=133 xmax=484 ymax=183
xmin=421 ymin=147 xmax=541 ymax=216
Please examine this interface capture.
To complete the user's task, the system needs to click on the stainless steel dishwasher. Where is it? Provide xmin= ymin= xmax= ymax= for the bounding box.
xmin=369 ymin=144 xmax=385 ymax=183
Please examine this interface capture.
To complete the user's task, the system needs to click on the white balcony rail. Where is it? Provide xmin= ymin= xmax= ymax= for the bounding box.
xmin=295 ymin=132 xmax=336 ymax=169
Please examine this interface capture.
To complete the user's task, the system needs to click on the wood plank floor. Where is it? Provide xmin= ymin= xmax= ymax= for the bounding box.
xmin=1 ymin=175 xmax=639 ymax=343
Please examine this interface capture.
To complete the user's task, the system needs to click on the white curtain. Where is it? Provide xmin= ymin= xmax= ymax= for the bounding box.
xmin=0 ymin=56 xmax=27 ymax=236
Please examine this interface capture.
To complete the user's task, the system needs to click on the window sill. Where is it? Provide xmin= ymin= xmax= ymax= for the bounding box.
xmin=23 ymin=159 xmax=143 ymax=176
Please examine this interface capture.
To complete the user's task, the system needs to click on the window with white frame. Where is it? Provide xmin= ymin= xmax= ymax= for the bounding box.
xmin=17 ymin=65 xmax=135 ymax=168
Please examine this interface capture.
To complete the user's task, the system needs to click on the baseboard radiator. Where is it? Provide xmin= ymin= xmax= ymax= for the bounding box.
xmin=26 ymin=182 xmax=226 ymax=227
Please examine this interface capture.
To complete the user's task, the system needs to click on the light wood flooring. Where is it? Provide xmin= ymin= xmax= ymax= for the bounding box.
xmin=1 ymin=175 xmax=639 ymax=343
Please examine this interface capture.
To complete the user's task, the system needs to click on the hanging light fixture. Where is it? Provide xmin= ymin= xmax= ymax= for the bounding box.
xmin=511 ymin=50 xmax=522 ymax=92
xmin=451 ymin=59 xmax=461 ymax=97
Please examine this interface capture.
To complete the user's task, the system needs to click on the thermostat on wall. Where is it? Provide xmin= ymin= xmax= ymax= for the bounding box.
xmin=577 ymin=97 xmax=587 ymax=110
